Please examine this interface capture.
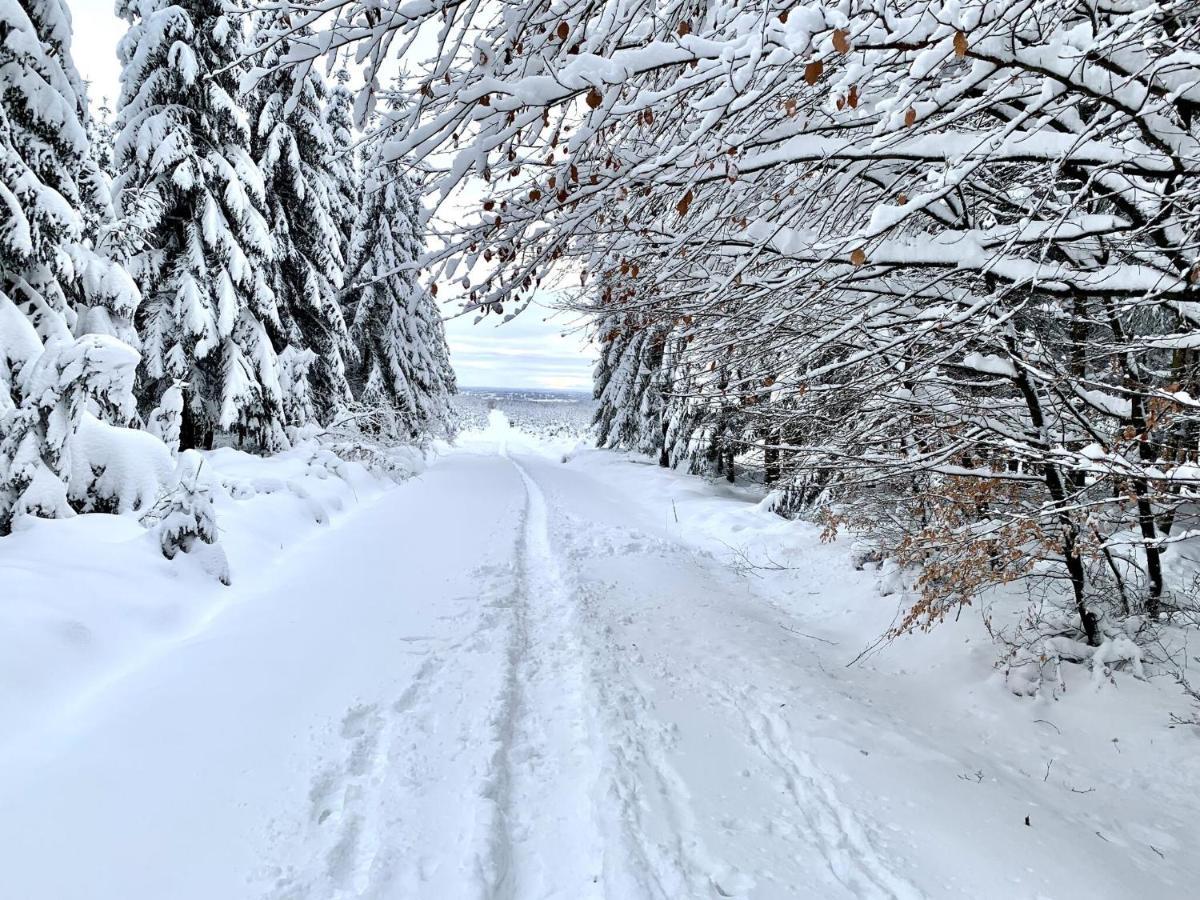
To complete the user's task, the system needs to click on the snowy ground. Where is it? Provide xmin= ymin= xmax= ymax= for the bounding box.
xmin=1 ymin=414 xmax=1197 ymax=899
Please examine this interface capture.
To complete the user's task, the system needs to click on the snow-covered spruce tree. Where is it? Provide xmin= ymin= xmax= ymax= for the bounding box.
xmin=113 ymin=0 xmax=286 ymax=452
xmin=246 ymin=12 xmax=353 ymax=427
xmin=148 ymin=448 xmax=230 ymax=583
xmin=343 ymin=140 xmax=455 ymax=439
xmin=323 ymin=69 xmax=358 ymax=264
xmin=0 ymin=0 xmax=89 ymax=385
xmin=592 ymin=314 xmax=669 ymax=460
xmin=0 ymin=334 xmax=169 ymax=533
xmin=1 ymin=0 xmax=147 ymax=521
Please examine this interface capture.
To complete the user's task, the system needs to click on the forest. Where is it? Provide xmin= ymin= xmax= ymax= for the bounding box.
xmin=297 ymin=0 xmax=1200 ymax=657
xmin=2 ymin=2 xmax=1200 ymax=897
xmin=1 ymin=0 xmax=456 ymax=545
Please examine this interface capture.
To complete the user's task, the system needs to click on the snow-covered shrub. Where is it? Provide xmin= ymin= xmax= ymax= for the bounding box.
xmin=315 ymin=402 xmax=429 ymax=481
xmin=0 ymin=334 xmax=145 ymax=532
xmin=145 ymin=449 xmax=230 ymax=584
xmin=68 ymin=413 xmax=173 ymax=514
xmin=145 ymin=382 xmax=184 ymax=451
xmin=277 ymin=347 xmax=319 ymax=431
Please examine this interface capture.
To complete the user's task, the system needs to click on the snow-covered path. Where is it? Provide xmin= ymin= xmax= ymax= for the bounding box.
xmin=1 ymin=425 xmax=1197 ymax=899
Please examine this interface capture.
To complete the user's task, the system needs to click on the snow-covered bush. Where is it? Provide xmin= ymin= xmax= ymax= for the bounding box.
xmin=69 ymin=413 xmax=173 ymax=514
xmin=145 ymin=382 xmax=184 ymax=451
xmin=315 ymin=401 xmax=430 ymax=481
xmin=0 ymin=335 xmax=148 ymax=532
xmin=145 ymin=449 xmax=230 ymax=584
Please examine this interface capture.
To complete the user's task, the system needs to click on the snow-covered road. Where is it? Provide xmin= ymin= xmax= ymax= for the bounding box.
xmin=1 ymin=423 xmax=1196 ymax=899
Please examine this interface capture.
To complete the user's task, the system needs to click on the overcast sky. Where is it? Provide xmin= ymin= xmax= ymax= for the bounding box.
xmin=65 ymin=0 xmax=595 ymax=392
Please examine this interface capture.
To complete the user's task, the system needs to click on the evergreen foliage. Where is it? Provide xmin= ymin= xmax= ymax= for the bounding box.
xmin=113 ymin=0 xmax=285 ymax=452
xmin=344 ymin=140 xmax=455 ymax=439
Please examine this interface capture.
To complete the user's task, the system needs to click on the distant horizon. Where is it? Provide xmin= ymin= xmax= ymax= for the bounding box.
xmin=456 ymin=384 xmax=594 ymax=396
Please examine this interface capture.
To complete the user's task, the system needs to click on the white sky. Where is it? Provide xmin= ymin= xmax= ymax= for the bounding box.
xmin=65 ymin=0 xmax=595 ymax=392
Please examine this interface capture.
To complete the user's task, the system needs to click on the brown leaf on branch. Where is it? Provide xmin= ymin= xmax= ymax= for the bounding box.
xmin=586 ymin=87 xmax=603 ymax=109
xmin=556 ymin=21 xmax=569 ymax=41
xmin=832 ymin=29 xmax=850 ymax=53
xmin=954 ymin=30 xmax=968 ymax=57
xmin=850 ymin=248 xmax=867 ymax=266
xmin=804 ymin=61 xmax=823 ymax=84
xmin=904 ymin=106 xmax=917 ymax=126
xmin=676 ymin=189 xmax=694 ymax=217
xmin=678 ymin=20 xmax=692 ymax=37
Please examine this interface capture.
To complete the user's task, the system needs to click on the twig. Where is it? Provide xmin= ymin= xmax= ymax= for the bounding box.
xmin=780 ymin=623 xmax=838 ymax=646
xmin=1033 ymin=718 xmax=1061 ymax=735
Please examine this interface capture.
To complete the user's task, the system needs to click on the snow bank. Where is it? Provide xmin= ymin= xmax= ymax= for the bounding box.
xmin=0 ymin=441 xmax=391 ymax=744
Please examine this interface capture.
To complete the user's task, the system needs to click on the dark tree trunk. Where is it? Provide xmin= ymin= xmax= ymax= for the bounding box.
xmin=179 ymin=395 xmax=199 ymax=452
xmin=764 ymin=433 xmax=780 ymax=485
xmin=1009 ymin=344 xmax=1098 ymax=644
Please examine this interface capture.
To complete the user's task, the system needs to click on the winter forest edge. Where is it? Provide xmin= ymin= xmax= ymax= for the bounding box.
xmin=1 ymin=0 xmax=456 ymax=553
xmin=7 ymin=0 xmax=1200 ymax=706
xmin=3 ymin=0 xmax=1200 ymax=892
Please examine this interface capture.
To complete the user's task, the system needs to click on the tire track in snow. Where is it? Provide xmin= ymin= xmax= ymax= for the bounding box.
xmin=526 ymin=460 xmax=921 ymax=899
xmin=517 ymin=458 xmax=722 ymax=899
xmin=260 ymin=566 xmax=524 ymax=899
xmin=477 ymin=451 xmax=608 ymax=899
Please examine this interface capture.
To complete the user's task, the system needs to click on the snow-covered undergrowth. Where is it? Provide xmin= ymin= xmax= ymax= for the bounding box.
xmin=0 ymin=442 xmax=399 ymax=742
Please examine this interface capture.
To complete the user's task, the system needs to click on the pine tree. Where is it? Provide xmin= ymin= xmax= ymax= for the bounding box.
xmin=323 ymin=70 xmax=357 ymax=265
xmin=343 ymin=142 xmax=455 ymax=439
xmin=0 ymin=0 xmax=90 ymax=369
xmin=247 ymin=12 xmax=353 ymax=426
xmin=113 ymin=0 xmax=286 ymax=452
xmin=1 ymin=0 xmax=147 ymax=528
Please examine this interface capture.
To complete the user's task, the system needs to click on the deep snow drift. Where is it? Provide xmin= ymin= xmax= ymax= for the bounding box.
xmin=0 ymin=414 xmax=1197 ymax=899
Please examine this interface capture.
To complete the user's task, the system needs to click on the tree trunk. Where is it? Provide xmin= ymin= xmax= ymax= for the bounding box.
xmin=1009 ymin=346 xmax=1098 ymax=644
xmin=179 ymin=394 xmax=199 ymax=452
xmin=764 ymin=432 xmax=780 ymax=485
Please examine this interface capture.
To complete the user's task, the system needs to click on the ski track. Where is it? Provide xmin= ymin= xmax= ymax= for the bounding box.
xmin=478 ymin=450 xmax=607 ymax=899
